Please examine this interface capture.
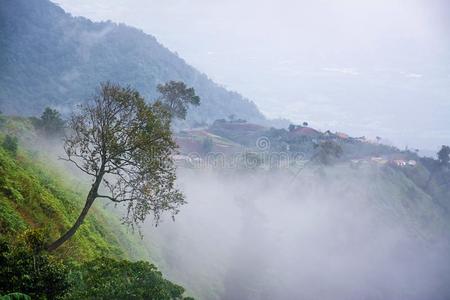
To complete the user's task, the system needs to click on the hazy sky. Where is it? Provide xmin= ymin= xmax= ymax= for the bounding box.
xmin=55 ymin=0 xmax=450 ymax=152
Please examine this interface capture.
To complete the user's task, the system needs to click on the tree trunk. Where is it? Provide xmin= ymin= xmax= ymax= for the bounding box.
xmin=46 ymin=171 xmax=104 ymax=252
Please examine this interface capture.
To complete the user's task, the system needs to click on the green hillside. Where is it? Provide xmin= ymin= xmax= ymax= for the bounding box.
xmin=0 ymin=126 xmax=150 ymax=262
xmin=0 ymin=116 xmax=194 ymax=299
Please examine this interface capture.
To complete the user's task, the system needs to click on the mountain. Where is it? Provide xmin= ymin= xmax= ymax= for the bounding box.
xmin=0 ymin=0 xmax=266 ymax=125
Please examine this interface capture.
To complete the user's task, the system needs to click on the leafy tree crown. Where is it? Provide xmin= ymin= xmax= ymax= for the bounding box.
xmin=64 ymin=82 xmax=184 ymax=227
xmin=157 ymin=81 xmax=200 ymax=120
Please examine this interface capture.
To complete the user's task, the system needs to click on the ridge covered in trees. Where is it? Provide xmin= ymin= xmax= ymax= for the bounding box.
xmin=0 ymin=0 xmax=266 ymax=125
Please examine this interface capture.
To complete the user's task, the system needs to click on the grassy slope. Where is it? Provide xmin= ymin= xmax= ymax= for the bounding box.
xmin=0 ymin=129 xmax=151 ymax=262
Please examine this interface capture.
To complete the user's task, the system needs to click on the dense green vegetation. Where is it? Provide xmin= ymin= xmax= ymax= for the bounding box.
xmin=0 ymin=230 xmax=70 ymax=299
xmin=65 ymin=258 xmax=191 ymax=300
xmin=0 ymin=0 xmax=265 ymax=125
xmin=0 ymin=228 xmax=191 ymax=299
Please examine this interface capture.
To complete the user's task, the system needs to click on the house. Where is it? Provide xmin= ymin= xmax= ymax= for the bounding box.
xmin=408 ymin=160 xmax=417 ymax=166
xmin=292 ymin=127 xmax=322 ymax=138
xmin=323 ymin=130 xmax=336 ymax=138
xmin=371 ymin=157 xmax=388 ymax=165
xmin=336 ymin=132 xmax=350 ymax=139
xmin=391 ymin=159 xmax=407 ymax=167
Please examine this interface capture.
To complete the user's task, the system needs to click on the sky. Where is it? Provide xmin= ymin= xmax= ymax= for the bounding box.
xmin=55 ymin=0 xmax=450 ymax=152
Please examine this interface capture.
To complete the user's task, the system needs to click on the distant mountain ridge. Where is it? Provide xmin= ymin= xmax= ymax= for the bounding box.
xmin=0 ymin=0 xmax=266 ymax=125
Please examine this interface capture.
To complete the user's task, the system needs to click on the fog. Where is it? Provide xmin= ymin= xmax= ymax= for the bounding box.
xmin=56 ymin=0 xmax=450 ymax=151
xmin=23 ymin=99 xmax=450 ymax=299
xmin=140 ymin=166 xmax=450 ymax=299
xmin=23 ymin=108 xmax=450 ymax=300
xmin=18 ymin=1 xmax=450 ymax=298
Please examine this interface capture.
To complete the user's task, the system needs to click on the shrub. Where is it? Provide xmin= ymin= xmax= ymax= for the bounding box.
xmin=0 ymin=230 xmax=70 ymax=299
xmin=2 ymin=135 xmax=18 ymax=156
xmin=0 ymin=293 xmax=31 ymax=300
xmin=66 ymin=257 xmax=190 ymax=300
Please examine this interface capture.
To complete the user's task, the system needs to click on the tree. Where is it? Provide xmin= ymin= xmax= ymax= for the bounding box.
xmin=438 ymin=145 xmax=450 ymax=166
xmin=157 ymin=81 xmax=200 ymax=120
xmin=314 ymin=141 xmax=343 ymax=165
xmin=46 ymin=83 xmax=184 ymax=251
xmin=34 ymin=107 xmax=65 ymax=136
xmin=0 ymin=110 xmax=5 ymax=128
xmin=425 ymin=145 xmax=450 ymax=189
xmin=2 ymin=135 xmax=18 ymax=156
xmin=288 ymin=124 xmax=296 ymax=132
xmin=302 ymin=122 xmax=309 ymax=127
xmin=201 ymin=137 xmax=213 ymax=155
